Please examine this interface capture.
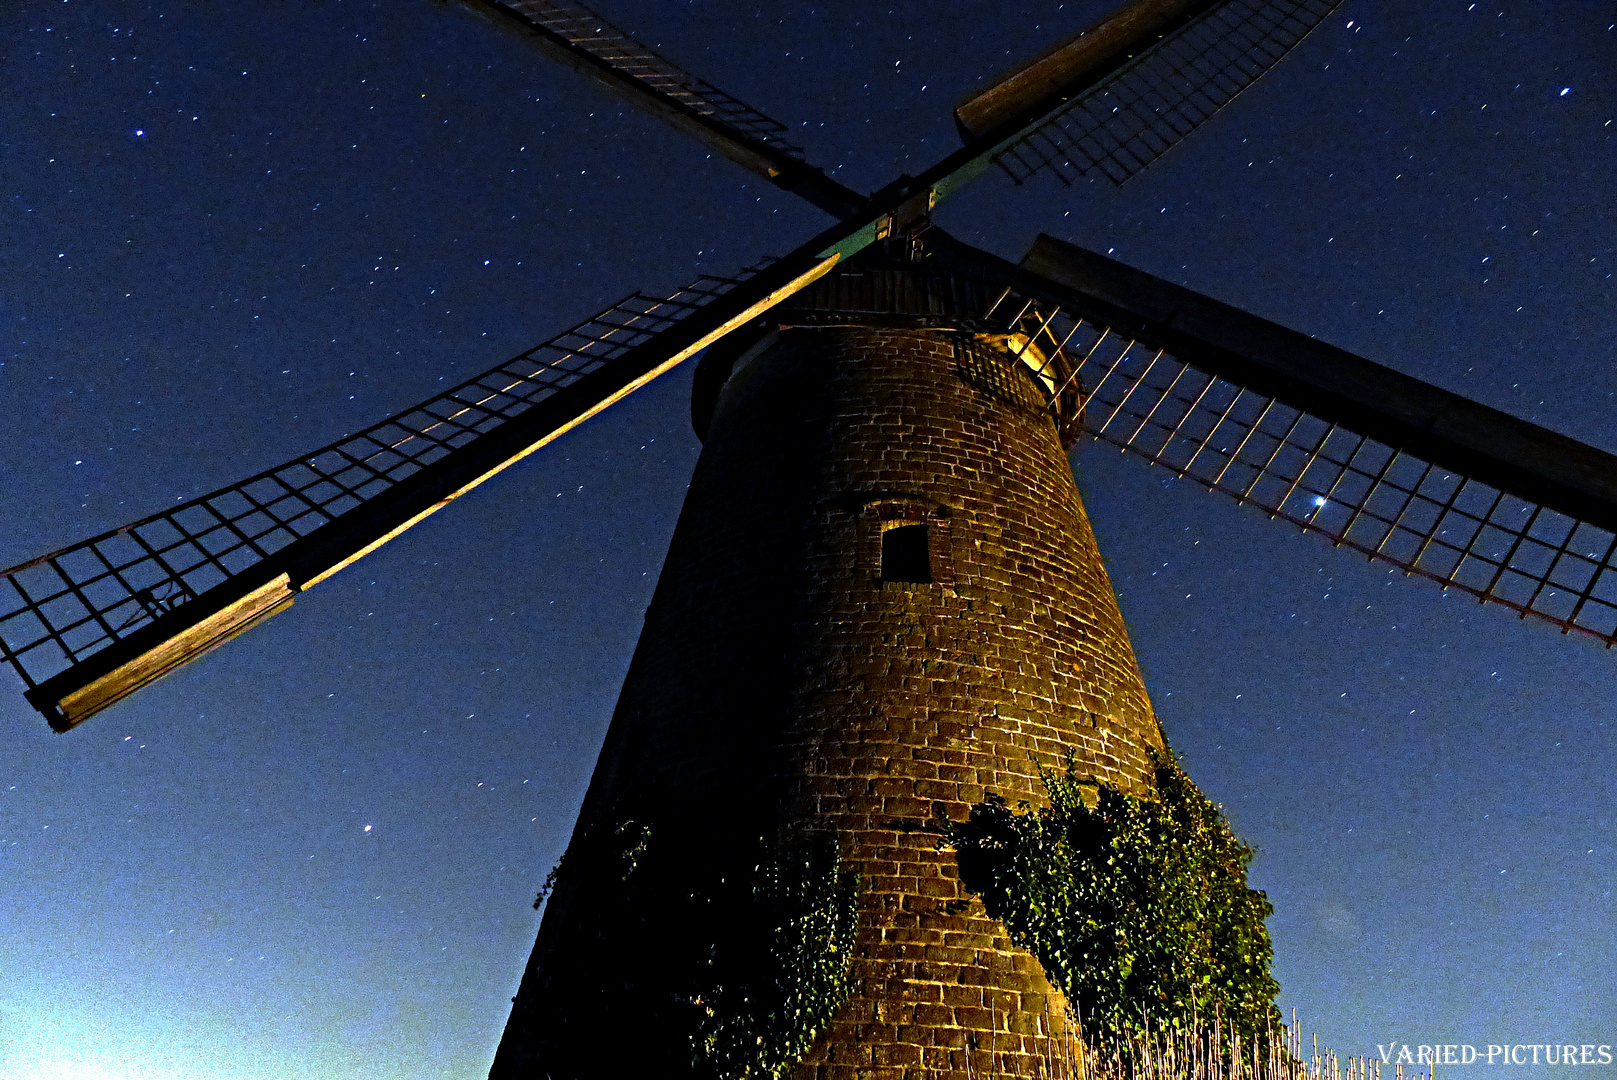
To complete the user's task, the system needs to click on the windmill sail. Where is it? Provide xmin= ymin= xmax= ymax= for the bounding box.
xmin=452 ymin=0 xmax=865 ymax=217
xmin=992 ymin=234 xmax=1617 ymax=645
xmin=958 ymin=0 xmax=1342 ymax=186
xmin=0 ymin=259 xmax=842 ymax=730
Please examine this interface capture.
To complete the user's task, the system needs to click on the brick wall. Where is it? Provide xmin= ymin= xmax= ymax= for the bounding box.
xmin=491 ymin=320 xmax=1164 ymax=1079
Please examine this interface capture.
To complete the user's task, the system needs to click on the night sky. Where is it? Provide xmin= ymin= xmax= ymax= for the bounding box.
xmin=2 ymin=2 xmax=1613 ymax=1077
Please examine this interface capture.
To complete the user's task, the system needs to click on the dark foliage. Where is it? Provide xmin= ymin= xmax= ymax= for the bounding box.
xmin=692 ymin=836 xmax=861 ymax=1080
xmin=528 ymin=816 xmax=857 ymax=1079
xmin=947 ymin=750 xmax=1279 ymax=1041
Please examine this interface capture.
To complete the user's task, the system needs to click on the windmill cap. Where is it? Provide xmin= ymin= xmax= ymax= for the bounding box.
xmin=693 ymin=253 xmax=1004 ymax=441
xmin=691 ymin=253 xmax=1082 ymax=444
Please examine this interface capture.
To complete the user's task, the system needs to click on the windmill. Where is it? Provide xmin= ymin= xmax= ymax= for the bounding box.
xmin=2 ymin=0 xmax=1611 ymax=1074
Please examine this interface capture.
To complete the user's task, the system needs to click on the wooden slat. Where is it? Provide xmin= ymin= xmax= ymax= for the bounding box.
xmin=39 ymin=575 xmax=295 ymax=732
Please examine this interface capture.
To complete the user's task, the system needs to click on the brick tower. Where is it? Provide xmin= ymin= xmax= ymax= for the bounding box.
xmin=490 ymin=253 xmax=1166 ymax=1078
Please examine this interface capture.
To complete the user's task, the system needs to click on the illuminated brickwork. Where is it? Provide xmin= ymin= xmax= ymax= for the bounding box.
xmin=492 ymin=305 xmax=1164 ymax=1079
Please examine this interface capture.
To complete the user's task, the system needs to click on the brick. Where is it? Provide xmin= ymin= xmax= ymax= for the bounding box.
xmin=941 ymin=984 xmax=984 ymax=1008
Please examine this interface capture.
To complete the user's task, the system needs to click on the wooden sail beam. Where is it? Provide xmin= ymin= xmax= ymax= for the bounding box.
xmin=4 ymin=258 xmax=839 ymax=730
xmin=1021 ymin=234 xmax=1617 ymax=535
xmin=447 ymin=0 xmax=868 ymax=219
xmin=962 ymin=0 xmax=1344 ymax=186
xmin=932 ymin=231 xmax=1617 ymax=646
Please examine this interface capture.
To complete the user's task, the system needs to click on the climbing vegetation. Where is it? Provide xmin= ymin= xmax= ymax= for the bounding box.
xmin=946 ymin=749 xmax=1279 ymax=1041
xmin=692 ymin=836 xmax=861 ymax=1080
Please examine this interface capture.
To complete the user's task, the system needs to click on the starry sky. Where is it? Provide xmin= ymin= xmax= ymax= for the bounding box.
xmin=1 ymin=1 xmax=1613 ymax=1077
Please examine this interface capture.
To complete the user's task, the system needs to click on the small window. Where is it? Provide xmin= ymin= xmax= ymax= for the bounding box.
xmin=881 ymin=523 xmax=932 ymax=584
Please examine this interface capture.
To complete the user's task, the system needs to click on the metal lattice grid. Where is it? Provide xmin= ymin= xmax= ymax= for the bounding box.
xmin=982 ymin=291 xmax=1617 ymax=646
xmin=0 ymin=271 xmax=753 ymax=691
xmin=994 ymin=0 xmax=1342 ymax=186
xmin=503 ymin=0 xmax=807 ymax=156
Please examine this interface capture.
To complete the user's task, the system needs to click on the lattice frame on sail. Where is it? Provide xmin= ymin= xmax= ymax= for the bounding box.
xmin=982 ymin=291 xmax=1617 ymax=646
xmin=0 ymin=272 xmax=751 ymax=690
xmin=994 ymin=0 xmax=1341 ymax=186
xmin=501 ymin=0 xmax=806 ymax=156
